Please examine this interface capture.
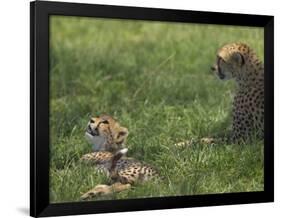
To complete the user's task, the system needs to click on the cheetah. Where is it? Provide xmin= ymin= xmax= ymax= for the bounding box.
xmin=176 ymin=42 xmax=264 ymax=147
xmin=212 ymin=42 xmax=264 ymax=142
xmin=80 ymin=115 xmax=159 ymax=200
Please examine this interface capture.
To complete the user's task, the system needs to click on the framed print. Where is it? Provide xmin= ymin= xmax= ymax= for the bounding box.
xmin=30 ymin=1 xmax=274 ymax=217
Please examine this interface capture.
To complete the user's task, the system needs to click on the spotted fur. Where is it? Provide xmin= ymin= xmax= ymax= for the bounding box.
xmin=81 ymin=115 xmax=159 ymax=199
xmin=212 ymin=42 xmax=264 ymax=142
xmin=174 ymin=42 xmax=264 ymax=148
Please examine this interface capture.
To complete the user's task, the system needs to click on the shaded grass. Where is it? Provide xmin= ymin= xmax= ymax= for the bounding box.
xmin=49 ymin=16 xmax=264 ymax=203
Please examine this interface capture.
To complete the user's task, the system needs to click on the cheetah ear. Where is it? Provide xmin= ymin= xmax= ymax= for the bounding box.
xmin=117 ymin=127 xmax=129 ymax=139
xmin=118 ymin=127 xmax=129 ymax=137
xmin=232 ymin=52 xmax=245 ymax=67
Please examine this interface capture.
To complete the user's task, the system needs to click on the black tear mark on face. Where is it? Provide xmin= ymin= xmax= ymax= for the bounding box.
xmin=87 ymin=124 xmax=99 ymax=136
xmin=241 ymin=54 xmax=245 ymax=65
xmin=233 ymin=52 xmax=245 ymax=67
xmin=217 ymin=57 xmax=225 ymax=80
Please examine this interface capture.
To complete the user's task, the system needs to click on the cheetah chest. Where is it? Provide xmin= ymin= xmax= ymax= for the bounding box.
xmin=232 ymin=86 xmax=264 ymax=138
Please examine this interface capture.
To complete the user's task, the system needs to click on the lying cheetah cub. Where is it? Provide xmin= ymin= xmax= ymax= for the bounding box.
xmin=81 ymin=115 xmax=158 ymax=200
xmin=176 ymin=42 xmax=264 ymax=147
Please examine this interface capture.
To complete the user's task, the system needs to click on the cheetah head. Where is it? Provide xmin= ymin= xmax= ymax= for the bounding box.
xmin=85 ymin=115 xmax=129 ymax=152
xmin=211 ymin=43 xmax=246 ymax=81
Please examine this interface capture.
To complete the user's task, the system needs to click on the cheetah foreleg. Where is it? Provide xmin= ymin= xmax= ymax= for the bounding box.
xmin=80 ymin=182 xmax=131 ymax=200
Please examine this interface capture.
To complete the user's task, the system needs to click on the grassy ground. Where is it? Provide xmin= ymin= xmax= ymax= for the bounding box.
xmin=49 ymin=16 xmax=264 ymax=203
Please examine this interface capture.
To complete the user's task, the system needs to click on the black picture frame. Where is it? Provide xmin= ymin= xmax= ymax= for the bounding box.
xmin=30 ymin=1 xmax=274 ymax=217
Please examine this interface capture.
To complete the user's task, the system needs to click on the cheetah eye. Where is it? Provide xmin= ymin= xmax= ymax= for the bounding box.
xmin=101 ymin=120 xmax=109 ymax=124
xmin=90 ymin=119 xmax=95 ymax=124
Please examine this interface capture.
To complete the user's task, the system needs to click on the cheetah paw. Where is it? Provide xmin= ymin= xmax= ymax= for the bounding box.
xmin=200 ymin=137 xmax=215 ymax=144
xmin=174 ymin=139 xmax=195 ymax=148
xmin=174 ymin=137 xmax=216 ymax=148
xmin=81 ymin=184 xmax=112 ymax=200
xmin=80 ymin=183 xmax=131 ymax=200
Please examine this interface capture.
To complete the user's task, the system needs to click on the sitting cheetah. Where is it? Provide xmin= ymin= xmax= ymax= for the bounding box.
xmin=212 ymin=42 xmax=264 ymax=142
xmin=80 ymin=115 xmax=159 ymax=200
xmin=176 ymin=42 xmax=264 ymax=146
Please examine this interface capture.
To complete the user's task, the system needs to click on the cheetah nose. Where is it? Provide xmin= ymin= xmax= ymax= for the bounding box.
xmin=211 ymin=66 xmax=216 ymax=71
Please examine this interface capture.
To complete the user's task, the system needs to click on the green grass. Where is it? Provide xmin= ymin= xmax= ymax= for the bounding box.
xmin=49 ymin=16 xmax=264 ymax=203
